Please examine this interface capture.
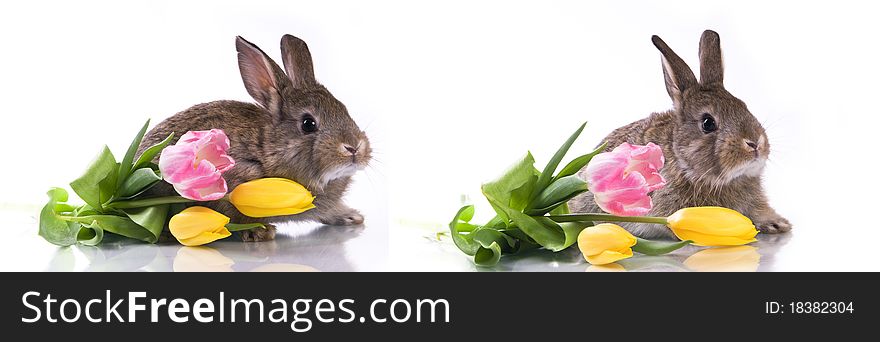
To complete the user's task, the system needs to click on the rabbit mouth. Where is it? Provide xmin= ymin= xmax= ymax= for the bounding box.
xmin=320 ymin=164 xmax=360 ymax=184
xmin=722 ymin=157 xmax=766 ymax=183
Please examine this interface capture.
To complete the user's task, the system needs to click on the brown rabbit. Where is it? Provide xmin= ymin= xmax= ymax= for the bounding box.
xmin=569 ymin=30 xmax=790 ymax=239
xmin=137 ymin=34 xmax=371 ymax=242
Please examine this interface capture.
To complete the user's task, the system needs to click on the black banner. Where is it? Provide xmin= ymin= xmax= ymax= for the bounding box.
xmin=2 ymin=272 xmax=876 ymax=338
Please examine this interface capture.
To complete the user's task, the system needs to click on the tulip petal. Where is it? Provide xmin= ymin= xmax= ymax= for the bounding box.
xmin=583 ymin=154 xmax=629 ymax=193
xmin=193 ymin=130 xmax=234 ymax=173
xmin=234 ymin=203 xmax=316 ymax=218
xmin=178 ymin=229 xmax=232 ymax=246
xmin=583 ymin=143 xmax=667 ymax=217
xmin=169 ymin=207 xmax=231 ymax=240
xmin=158 ymin=144 xmax=198 ymax=184
xmin=174 ymin=173 xmax=228 ymax=201
xmin=577 ymin=224 xmax=637 ymax=265
xmin=671 ymin=229 xmax=757 ymax=246
xmin=666 ymin=207 xmax=759 ymax=246
xmin=159 ymin=129 xmax=235 ymax=200
xmin=595 ymin=186 xmax=652 ymax=216
xmin=578 ymin=224 xmax=637 ymax=256
xmin=229 ymin=178 xmax=316 ymax=218
xmin=668 ymin=207 xmax=757 ymax=236
xmin=585 ymin=249 xmax=633 ymax=265
xmin=230 ymin=178 xmax=313 ymax=207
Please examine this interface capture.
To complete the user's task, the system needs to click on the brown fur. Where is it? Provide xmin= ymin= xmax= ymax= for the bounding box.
xmin=570 ymin=30 xmax=790 ymax=239
xmin=138 ymin=35 xmax=371 ymax=242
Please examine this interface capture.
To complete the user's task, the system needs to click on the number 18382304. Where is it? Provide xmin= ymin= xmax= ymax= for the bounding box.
xmin=765 ymin=301 xmax=854 ymax=314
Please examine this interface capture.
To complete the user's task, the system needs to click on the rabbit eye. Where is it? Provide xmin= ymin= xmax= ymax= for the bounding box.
xmin=301 ymin=114 xmax=318 ymax=134
xmin=700 ymin=113 xmax=717 ymax=133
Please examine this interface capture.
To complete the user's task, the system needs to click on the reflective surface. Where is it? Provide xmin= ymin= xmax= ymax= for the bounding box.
xmin=42 ymin=224 xmax=374 ymax=272
xmin=3 ymin=212 xmax=387 ymax=272
xmin=2 ymin=211 xmax=875 ymax=272
xmin=390 ymin=219 xmax=880 ymax=272
xmin=3 ymin=188 xmax=877 ymax=272
xmin=0 ymin=173 xmax=390 ymax=272
xmin=389 ymin=222 xmax=794 ymax=272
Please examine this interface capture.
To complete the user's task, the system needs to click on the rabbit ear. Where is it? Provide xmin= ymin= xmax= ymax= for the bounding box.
xmin=652 ymin=35 xmax=697 ymax=107
xmin=280 ymin=34 xmax=317 ymax=88
xmin=236 ymin=36 xmax=290 ymax=114
xmin=698 ymin=30 xmax=724 ymax=86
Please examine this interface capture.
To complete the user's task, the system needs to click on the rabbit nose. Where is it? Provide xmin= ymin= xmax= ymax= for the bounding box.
xmin=745 ymin=140 xmax=758 ymax=150
xmin=744 ymin=139 xmax=760 ymax=158
xmin=343 ymin=144 xmax=358 ymax=155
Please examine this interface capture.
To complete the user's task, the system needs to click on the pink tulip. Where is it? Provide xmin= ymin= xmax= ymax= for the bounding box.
xmin=159 ymin=129 xmax=235 ymax=201
xmin=583 ymin=143 xmax=666 ymax=216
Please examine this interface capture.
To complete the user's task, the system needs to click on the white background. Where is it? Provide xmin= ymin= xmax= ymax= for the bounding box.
xmin=1 ymin=0 xmax=878 ymax=271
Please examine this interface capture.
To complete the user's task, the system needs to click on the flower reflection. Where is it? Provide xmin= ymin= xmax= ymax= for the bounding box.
xmin=250 ymin=264 xmax=320 ymax=272
xmin=173 ymin=246 xmax=235 ymax=272
xmin=585 ymin=263 xmax=627 ymax=272
xmin=683 ymin=246 xmax=761 ymax=272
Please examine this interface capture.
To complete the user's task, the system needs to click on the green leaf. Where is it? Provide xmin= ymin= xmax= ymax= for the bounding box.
xmin=553 ymin=141 xmax=608 ymax=182
xmin=123 ymin=204 xmax=169 ymax=240
xmin=474 ymin=243 xmax=502 ymax=266
xmin=560 ymin=221 xmax=592 ymax=250
xmin=116 ymin=119 xmax=151 ymax=195
xmin=98 ymin=163 xmax=119 ymax=205
xmin=74 ymin=205 xmax=99 ymax=217
xmin=53 ymin=203 xmax=77 ymax=213
xmin=528 ymin=215 xmax=569 ymax=251
xmin=503 ymin=228 xmax=539 ymax=252
xmin=472 ymin=228 xmax=517 ymax=252
xmin=632 ymin=238 xmax=692 ymax=256
xmin=133 ymin=132 xmax=174 ymax=171
xmin=38 ymin=188 xmax=78 ymax=246
xmin=508 ymin=174 xmax=539 ymax=213
xmin=76 ymin=221 xmax=104 ymax=246
xmin=484 ymin=215 xmax=506 ymax=229
xmin=444 ymin=123 xmax=607 ymax=265
xmin=549 ymin=202 xmax=570 ymax=215
xmin=118 ymin=167 xmax=162 ymax=197
xmin=528 ymin=122 xmax=587 ymax=206
xmin=70 ymin=146 xmax=117 ymax=210
xmin=527 ymin=175 xmax=589 ymax=215
xmin=488 ymin=198 xmax=566 ymax=251
xmin=481 ymin=152 xmax=539 ymax=223
xmin=449 ymin=205 xmax=481 ymax=256
xmin=66 ymin=214 xmax=161 ymax=243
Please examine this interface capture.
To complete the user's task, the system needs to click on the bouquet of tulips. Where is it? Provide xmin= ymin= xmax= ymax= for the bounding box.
xmin=39 ymin=120 xmax=315 ymax=247
xmin=449 ymin=123 xmax=759 ymax=266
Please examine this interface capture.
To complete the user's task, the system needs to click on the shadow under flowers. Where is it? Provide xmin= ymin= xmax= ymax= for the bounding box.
xmin=46 ymin=224 xmax=364 ymax=272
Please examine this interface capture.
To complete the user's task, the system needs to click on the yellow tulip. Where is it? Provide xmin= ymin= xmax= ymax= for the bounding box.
xmin=229 ymin=178 xmax=316 ymax=218
xmin=577 ymin=223 xmax=637 ymax=265
xmin=169 ymin=206 xmax=232 ymax=246
xmin=666 ymin=207 xmax=758 ymax=246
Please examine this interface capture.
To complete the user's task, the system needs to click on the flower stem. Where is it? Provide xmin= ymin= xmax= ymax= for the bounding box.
xmin=632 ymin=238 xmax=692 ymax=255
xmin=546 ymin=213 xmax=668 ymax=225
xmin=225 ymin=223 xmax=266 ymax=231
xmin=105 ymin=196 xmax=195 ymax=209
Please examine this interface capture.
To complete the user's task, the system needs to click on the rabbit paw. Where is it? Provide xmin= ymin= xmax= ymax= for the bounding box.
xmin=240 ymin=224 xmax=277 ymax=242
xmin=754 ymin=215 xmax=792 ymax=234
xmin=321 ymin=208 xmax=365 ymax=226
